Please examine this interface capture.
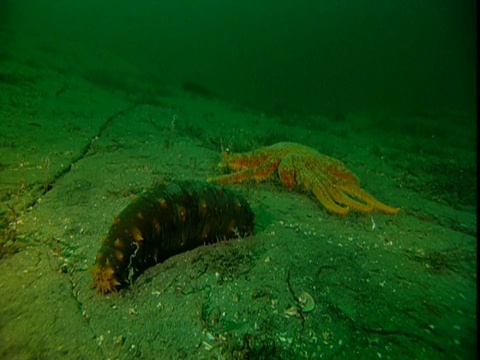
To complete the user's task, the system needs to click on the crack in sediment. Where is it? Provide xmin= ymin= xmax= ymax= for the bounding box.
xmin=359 ymin=325 xmax=445 ymax=354
xmin=29 ymin=105 xmax=138 ymax=208
xmin=286 ymin=267 xmax=306 ymax=331
xmin=63 ymin=258 xmax=110 ymax=359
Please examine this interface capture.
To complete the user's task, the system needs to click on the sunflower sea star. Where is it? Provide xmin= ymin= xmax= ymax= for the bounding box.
xmin=208 ymin=142 xmax=399 ymax=216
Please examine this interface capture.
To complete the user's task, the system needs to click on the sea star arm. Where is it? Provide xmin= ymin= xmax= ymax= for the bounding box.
xmin=338 ymin=184 xmax=400 ymax=214
xmin=324 ymin=184 xmax=375 ymax=213
xmin=220 ymin=151 xmax=275 ymax=171
xmin=279 ymin=155 xmax=359 ymax=215
xmin=311 ymin=184 xmax=350 ymax=215
xmin=209 ymin=160 xmax=279 ymax=184
xmin=277 ymin=154 xmax=299 ymax=188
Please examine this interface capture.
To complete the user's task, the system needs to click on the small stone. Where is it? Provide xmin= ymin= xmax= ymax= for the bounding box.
xmin=113 ymin=335 xmax=125 ymax=346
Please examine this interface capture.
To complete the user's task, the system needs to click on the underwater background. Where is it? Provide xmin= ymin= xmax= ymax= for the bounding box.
xmin=1 ymin=0 xmax=476 ymax=117
xmin=0 ymin=1 xmax=476 ymax=359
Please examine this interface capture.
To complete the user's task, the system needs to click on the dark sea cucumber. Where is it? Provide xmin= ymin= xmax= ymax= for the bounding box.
xmin=92 ymin=181 xmax=254 ymax=294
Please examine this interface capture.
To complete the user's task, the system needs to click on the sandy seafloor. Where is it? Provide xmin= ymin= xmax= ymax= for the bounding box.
xmin=0 ymin=33 xmax=477 ymax=360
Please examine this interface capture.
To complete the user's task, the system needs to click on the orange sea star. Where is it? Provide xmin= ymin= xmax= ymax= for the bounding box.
xmin=208 ymin=142 xmax=399 ymax=216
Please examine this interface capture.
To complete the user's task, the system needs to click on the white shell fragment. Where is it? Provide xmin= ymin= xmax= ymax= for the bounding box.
xmin=298 ymin=291 xmax=315 ymax=313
